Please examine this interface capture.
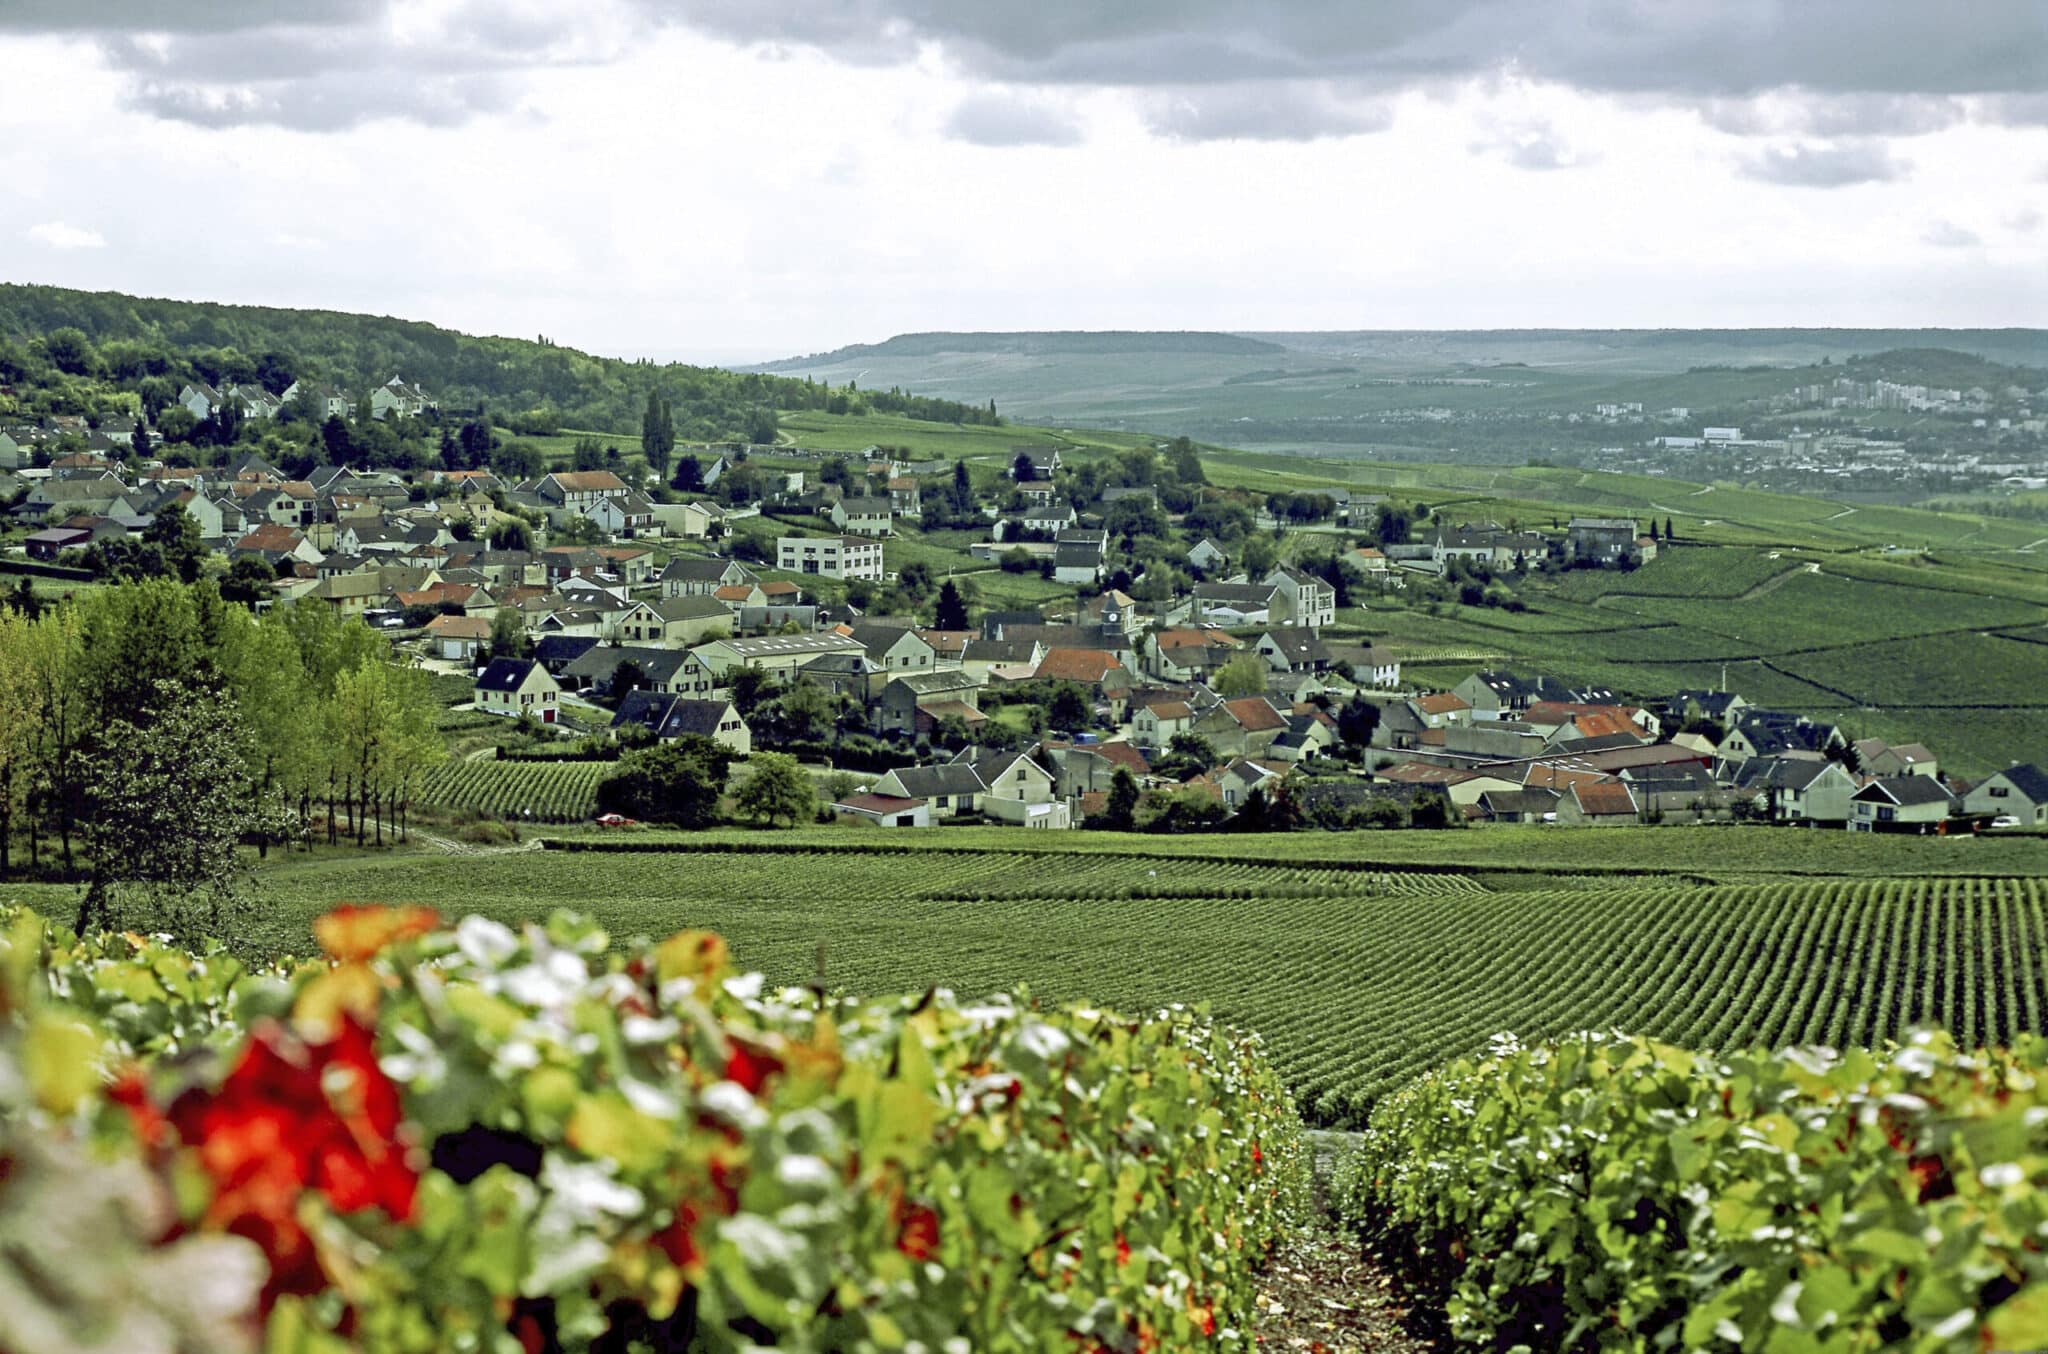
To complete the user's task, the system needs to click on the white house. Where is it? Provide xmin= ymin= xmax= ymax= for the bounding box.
xmin=777 ymin=535 xmax=883 ymax=580
xmin=831 ymin=496 xmax=894 ymax=537
xmin=474 ymin=657 xmax=560 ymax=724
xmin=369 ymin=376 xmax=434 ymax=421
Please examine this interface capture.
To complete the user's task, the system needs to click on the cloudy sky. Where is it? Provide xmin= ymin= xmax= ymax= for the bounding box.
xmin=2 ymin=1 xmax=2045 ymax=362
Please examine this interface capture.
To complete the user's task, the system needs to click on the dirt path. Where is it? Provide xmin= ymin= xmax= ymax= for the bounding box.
xmin=1251 ymin=1222 xmax=1439 ymax=1352
xmin=1736 ymin=561 xmax=1816 ymax=602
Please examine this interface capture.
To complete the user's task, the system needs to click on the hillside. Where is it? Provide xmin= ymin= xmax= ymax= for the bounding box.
xmin=754 ymin=329 xmax=1286 ymax=369
xmin=0 ymin=283 xmax=994 ymax=442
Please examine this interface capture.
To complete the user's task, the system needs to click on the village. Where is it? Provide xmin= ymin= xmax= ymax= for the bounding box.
xmin=2 ymin=382 xmax=2043 ymax=839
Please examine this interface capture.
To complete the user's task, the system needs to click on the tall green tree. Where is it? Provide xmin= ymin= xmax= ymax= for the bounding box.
xmin=641 ymin=390 xmax=676 ymax=476
xmin=933 ymin=580 xmax=969 ymax=631
xmin=142 ymin=503 xmax=205 ymax=584
xmin=1213 ymin=651 xmax=1269 ymax=699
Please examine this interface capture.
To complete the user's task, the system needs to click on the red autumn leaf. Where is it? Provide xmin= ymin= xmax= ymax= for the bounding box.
xmin=896 ymin=1200 xmax=941 ymax=1260
xmin=313 ymin=904 xmax=440 ymax=963
xmin=723 ymin=1037 xmax=784 ymax=1095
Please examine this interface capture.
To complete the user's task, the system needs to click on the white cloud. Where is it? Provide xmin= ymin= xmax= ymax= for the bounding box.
xmin=26 ymin=221 xmax=106 ymax=249
xmin=1922 ymin=219 xmax=1981 ymax=248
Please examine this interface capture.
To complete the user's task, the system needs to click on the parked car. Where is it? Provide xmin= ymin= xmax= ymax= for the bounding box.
xmin=1990 ymin=814 xmax=2021 ymax=830
xmin=595 ymin=812 xmax=638 ymax=828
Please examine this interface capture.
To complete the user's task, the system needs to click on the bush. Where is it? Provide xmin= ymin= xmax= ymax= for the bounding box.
xmin=1336 ymin=1030 xmax=2048 ymax=1352
xmin=0 ymin=906 xmax=1309 ymax=1352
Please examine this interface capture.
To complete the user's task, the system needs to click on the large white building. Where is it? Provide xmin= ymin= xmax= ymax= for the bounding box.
xmin=777 ymin=534 xmax=884 ymax=580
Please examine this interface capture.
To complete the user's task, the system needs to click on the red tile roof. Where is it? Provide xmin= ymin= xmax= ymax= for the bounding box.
xmin=1032 ymin=648 xmax=1123 ymax=683
xmin=1573 ymin=781 xmax=1638 ymax=817
xmin=836 ymin=793 xmax=923 ymax=814
xmin=1224 ymin=697 xmax=1287 ymax=732
xmin=1414 ymin=692 xmax=1470 ymax=715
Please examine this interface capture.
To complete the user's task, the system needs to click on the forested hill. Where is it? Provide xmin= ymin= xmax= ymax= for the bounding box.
xmin=754 ymin=330 xmax=1287 ymax=368
xmin=0 ymin=283 xmax=996 ymax=439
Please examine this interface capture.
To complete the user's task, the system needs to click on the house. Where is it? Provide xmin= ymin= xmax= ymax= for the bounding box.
xmin=1254 ymin=627 xmax=1333 ymax=674
xmin=1556 ymin=779 xmax=1640 ymax=826
xmin=961 ymin=748 xmax=1068 ymax=828
xmin=651 ymin=500 xmax=728 ymax=540
xmin=610 ymin=692 xmax=751 ymax=755
xmin=878 ymin=670 xmax=984 ymax=736
xmin=584 ymin=492 xmax=660 ymax=538
xmin=560 ymin=645 xmax=718 ymax=699
xmin=885 ymin=477 xmax=922 ymax=520
xmin=1052 ymin=529 xmax=1108 ymax=585
xmin=1852 ymin=739 xmax=1940 ymax=780
xmin=616 ymin=596 xmax=733 ymax=646
xmin=691 ymin=632 xmax=868 ymax=680
xmin=660 ymin=556 xmax=756 ymax=598
xmin=1265 ymin=566 xmax=1336 ymax=630
xmin=834 ymin=793 xmax=930 ymax=828
xmin=795 ymin=650 xmax=885 ymax=701
xmin=1190 ymin=581 xmax=1280 ymax=627
xmin=1732 ymin=756 xmax=1857 ymax=826
xmin=869 ymin=763 xmax=987 ymax=818
xmin=298 ymin=572 xmax=386 ymax=616
xmin=280 ymin=380 xmax=353 ymax=421
xmin=526 ymin=470 xmax=630 ymax=515
xmin=1147 ymin=627 xmax=1242 ymax=682
xmin=425 ymin=614 xmax=492 ymax=662
xmin=776 ymin=535 xmax=884 ymax=580
xmin=368 ymin=376 xmax=434 ymax=421
xmin=534 ymin=634 xmax=601 ymax=676
xmin=474 ymin=658 xmax=560 ymax=724
xmin=1849 ymin=776 xmax=1956 ymax=833
xmin=1186 ymin=538 xmax=1227 ymax=572
xmin=1409 ymin=692 xmax=1472 ymax=729
xmin=1716 ymin=712 xmax=1845 ymax=769
xmin=831 ymin=496 xmax=894 ymax=537
xmin=24 ymin=526 xmax=89 ymax=561
xmin=1963 ymin=764 xmax=2048 ymax=827
xmin=1194 ymin=696 xmax=1290 ymax=760
xmin=1012 ymin=447 xmax=1061 ymax=481
xmin=1020 ymin=503 xmax=1078 ymax=536
xmin=1454 ymin=670 xmax=1576 ymax=718
xmin=852 ymin=623 xmax=941 ymax=674
xmin=1567 ymin=518 xmax=1641 ymax=565
xmin=1349 ymin=546 xmax=1389 ymax=575
xmin=1476 ymin=788 xmax=1561 ymax=824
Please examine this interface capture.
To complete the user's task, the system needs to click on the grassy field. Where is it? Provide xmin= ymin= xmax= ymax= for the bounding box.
xmin=27 ymin=825 xmax=2039 ymax=1130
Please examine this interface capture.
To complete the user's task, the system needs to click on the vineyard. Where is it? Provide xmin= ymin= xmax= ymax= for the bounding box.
xmin=417 ymin=756 xmax=611 ymax=822
xmin=229 ymin=845 xmax=2048 ymax=1129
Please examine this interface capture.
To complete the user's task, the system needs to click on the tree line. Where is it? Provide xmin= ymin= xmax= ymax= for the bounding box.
xmin=0 ymin=579 xmax=444 ymax=937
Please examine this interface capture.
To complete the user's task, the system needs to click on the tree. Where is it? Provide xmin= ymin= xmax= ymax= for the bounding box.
xmin=933 ymin=579 xmax=969 ymax=631
xmin=487 ymin=518 xmax=532 ymax=552
xmin=897 ymin=562 xmax=934 ymax=601
xmin=1336 ymin=695 xmax=1382 ymax=751
xmin=1047 ymin=684 xmax=1091 ymax=732
xmin=1098 ymin=767 xmax=1140 ymax=832
xmin=1212 ymin=651 xmax=1269 ymax=698
xmin=1408 ymin=791 xmax=1458 ymax=830
xmin=130 ymin=417 xmax=150 ymax=463
xmin=728 ymin=665 xmax=776 ymax=718
xmin=1664 ymin=516 xmax=1675 ymax=542
xmin=610 ymin=659 xmax=647 ymax=698
xmin=219 ymin=556 xmax=279 ymax=607
xmin=641 ymin=390 xmax=676 ymax=475
xmin=42 ymin=327 xmax=96 ymax=376
xmin=733 ymin=752 xmax=813 ymax=827
xmin=1012 ymin=452 xmax=1035 ymax=483
xmin=596 ymin=736 xmax=734 ymax=828
xmin=0 ymin=610 xmax=42 ymax=873
xmin=671 ymin=455 xmax=704 ymax=493
xmin=490 ymin=440 xmax=543 ymax=480
xmin=321 ymin=414 xmax=353 ymax=463
xmin=571 ymin=436 xmax=605 ymax=471
xmin=142 ymin=503 xmax=205 ymax=584
xmin=75 ymin=680 xmax=290 ymax=940
xmin=487 ymin=608 xmax=531 ymax=663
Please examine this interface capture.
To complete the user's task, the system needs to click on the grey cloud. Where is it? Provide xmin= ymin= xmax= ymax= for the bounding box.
xmin=1469 ymin=119 xmax=1594 ymax=171
xmin=123 ymin=72 xmax=519 ymax=132
xmin=20 ymin=1 xmax=2048 ymax=136
xmin=1698 ymin=92 xmax=1967 ymax=138
xmin=1923 ymin=220 xmax=1981 ymax=248
xmin=941 ymin=91 xmax=1084 ymax=146
xmin=1140 ymin=83 xmax=1393 ymax=142
xmin=662 ymin=2 xmax=2048 ymax=110
xmin=1738 ymin=140 xmax=1910 ymax=187
xmin=2005 ymin=208 xmax=2043 ymax=233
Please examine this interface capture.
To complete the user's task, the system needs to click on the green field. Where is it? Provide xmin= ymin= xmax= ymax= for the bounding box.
xmin=417 ymin=757 xmax=611 ymax=822
xmin=24 ymin=826 xmax=2032 ymax=1130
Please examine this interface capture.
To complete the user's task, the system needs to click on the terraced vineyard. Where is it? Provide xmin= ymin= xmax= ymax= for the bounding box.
xmin=219 ymin=843 xmax=2048 ymax=1129
xmin=417 ymin=757 xmax=611 ymax=822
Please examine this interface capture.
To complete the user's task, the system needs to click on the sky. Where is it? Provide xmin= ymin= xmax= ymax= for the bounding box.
xmin=1 ymin=1 xmax=2045 ymax=364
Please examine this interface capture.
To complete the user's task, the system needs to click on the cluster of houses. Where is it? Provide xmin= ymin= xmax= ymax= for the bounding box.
xmin=1370 ymin=517 xmax=1658 ymax=576
xmin=176 ymin=375 xmax=433 ymax=424
xmin=1354 ymin=674 xmax=2046 ymax=833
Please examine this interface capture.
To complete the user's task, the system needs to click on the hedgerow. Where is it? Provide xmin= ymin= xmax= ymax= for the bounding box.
xmin=1334 ymin=1029 xmax=2048 ymax=1351
xmin=0 ymin=906 xmax=1306 ymax=1353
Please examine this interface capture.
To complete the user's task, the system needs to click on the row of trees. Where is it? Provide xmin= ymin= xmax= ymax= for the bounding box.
xmin=0 ymin=579 xmax=445 ymax=937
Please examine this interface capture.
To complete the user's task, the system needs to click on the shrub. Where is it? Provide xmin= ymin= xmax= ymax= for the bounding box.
xmin=0 ymin=906 xmax=1308 ymax=1352
xmin=1336 ymin=1030 xmax=2048 ymax=1352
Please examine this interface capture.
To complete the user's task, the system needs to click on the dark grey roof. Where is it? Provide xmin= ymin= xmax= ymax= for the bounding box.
xmin=1989 ymin=763 xmax=2048 ymax=801
xmin=563 ymin=644 xmax=696 ymax=684
xmin=882 ymin=763 xmax=988 ymax=798
xmin=1855 ymin=776 xmax=1956 ymax=808
xmin=535 ymin=635 xmax=599 ymax=668
xmin=475 ymin=658 xmax=540 ymax=693
xmin=659 ymin=556 xmax=746 ymax=581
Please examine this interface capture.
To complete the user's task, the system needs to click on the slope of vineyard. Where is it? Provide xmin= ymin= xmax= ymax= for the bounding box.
xmin=417 ymin=757 xmax=610 ymax=822
xmin=235 ymin=847 xmax=2048 ymax=1128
